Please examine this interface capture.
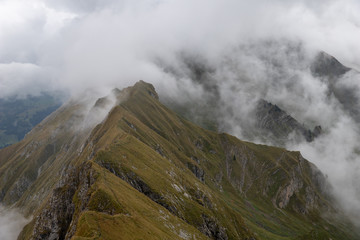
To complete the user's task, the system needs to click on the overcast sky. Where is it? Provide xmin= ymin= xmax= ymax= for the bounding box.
xmin=1 ymin=0 xmax=360 ymax=222
xmin=0 ymin=0 xmax=360 ymax=98
xmin=1 ymin=0 xmax=360 ymax=232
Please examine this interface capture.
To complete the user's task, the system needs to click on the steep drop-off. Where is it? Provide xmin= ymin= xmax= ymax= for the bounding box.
xmin=0 ymin=81 xmax=358 ymax=239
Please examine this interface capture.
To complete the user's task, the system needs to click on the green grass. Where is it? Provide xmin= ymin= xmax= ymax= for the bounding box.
xmin=2 ymin=81 xmax=358 ymax=240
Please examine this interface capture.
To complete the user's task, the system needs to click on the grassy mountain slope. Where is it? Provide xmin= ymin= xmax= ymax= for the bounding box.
xmin=0 ymin=81 xmax=358 ymax=239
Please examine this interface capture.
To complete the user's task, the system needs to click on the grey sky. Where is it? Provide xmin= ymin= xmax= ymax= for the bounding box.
xmin=1 ymin=0 xmax=360 ymax=227
xmin=0 ymin=0 xmax=359 ymax=98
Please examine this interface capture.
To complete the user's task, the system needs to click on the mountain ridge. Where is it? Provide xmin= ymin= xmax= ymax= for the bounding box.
xmin=0 ymin=81 xmax=358 ymax=239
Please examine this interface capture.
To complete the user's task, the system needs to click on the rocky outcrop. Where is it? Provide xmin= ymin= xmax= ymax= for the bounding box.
xmin=187 ymin=162 xmax=205 ymax=182
xmin=187 ymin=188 xmax=213 ymax=209
xmin=28 ymin=162 xmax=96 ymax=240
xmin=276 ymin=177 xmax=303 ymax=209
xmin=199 ymin=214 xmax=228 ymax=240
xmin=1 ymin=143 xmax=57 ymax=205
xmin=221 ymin=137 xmax=262 ymax=195
xmin=255 ymin=99 xmax=321 ymax=143
xmin=3 ymin=81 xmax=357 ymax=240
xmin=221 ymin=135 xmax=329 ymax=215
xmin=272 ymin=155 xmax=330 ymax=214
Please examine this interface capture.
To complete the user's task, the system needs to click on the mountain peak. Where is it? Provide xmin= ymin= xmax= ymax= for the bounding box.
xmin=132 ymin=80 xmax=159 ymax=100
xmin=311 ymin=51 xmax=351 ymax=78
xmin=1 ymin=81 xmax=359 ymax=240
xmin=255 ymin=99 xmax=321 ymax=143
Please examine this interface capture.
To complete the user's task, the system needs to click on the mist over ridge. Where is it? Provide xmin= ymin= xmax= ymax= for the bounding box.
xmin=1 ymin=0 xmax=360 ymax=237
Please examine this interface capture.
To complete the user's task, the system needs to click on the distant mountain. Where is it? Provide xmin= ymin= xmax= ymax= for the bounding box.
xmin=163 ymin=50 xmax=360 ymax=148
xmin=0 ymin=94 xmax=61 ymax=148
xmin=311 ymin=52 xmax=360 ymax=122
xmin=255 ymin=99 xmax=321 ymax=144
xmin=0 ymin=81 xmax=358 ymax=239
xmin=162 ymin=54 xmax=323 ymax=146
xmin=311 ymin=51 xmax=351 ymax=78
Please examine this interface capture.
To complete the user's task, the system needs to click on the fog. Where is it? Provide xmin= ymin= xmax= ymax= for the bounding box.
xmin=1 ymin=0 xmax=360 ymax=235
xmin=0 ymin=205 xmax=29 ymax=240
xmin=1 ymin=0 xmax=360 ymax=98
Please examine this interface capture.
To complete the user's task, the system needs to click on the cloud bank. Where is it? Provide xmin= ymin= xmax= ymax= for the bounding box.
xmin=1 ymin=0 xmax=360 ymax=98
xmin=1 ymin=0 xmax=360 ymax=230
xmin=0 ymin=205 xmax=29 ymax=240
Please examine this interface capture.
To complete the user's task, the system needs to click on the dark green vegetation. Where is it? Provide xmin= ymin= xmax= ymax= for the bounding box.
xmin=0 ymin=82 xmax=358 ymax=239
xmin=0 ymin=94 xmax=61 ymax=148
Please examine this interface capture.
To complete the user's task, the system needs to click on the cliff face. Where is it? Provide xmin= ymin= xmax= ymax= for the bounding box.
xmin=220 ymin=135 xmax=329 ymax=213
xmin=0 ymin=81 xmax=358 ymax=239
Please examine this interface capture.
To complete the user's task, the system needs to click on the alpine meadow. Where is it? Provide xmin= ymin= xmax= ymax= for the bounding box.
xmin=1 ymin=1 xmax=360 ymax=239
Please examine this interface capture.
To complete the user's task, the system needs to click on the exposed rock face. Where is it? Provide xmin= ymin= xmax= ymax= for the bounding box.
xmin=8 ymin=176 xmax=33 ymax=203
xmin=255 ymin=99 xmax=321 ymax=143
xmin=222 ymin=142 xmax=254 ymax=194
xmin=2 ymin=81 xmax=358 ymax=240
xmin=221 ymin=135 xmax=329 ymax=215
xmin=200 ymin=214 xmax=228 ymax=240
xmin=30 ymin=162 xmax=96 ymax=240
xmin=276 ymin=176 xmax=303 ymax=209
xmin=187 ymin=162 xmax=205 ymax=182
xmin=95 ymin=152 xmax=231 ymax=240
xmin=0 ymin=98 xmax=107 ymax=214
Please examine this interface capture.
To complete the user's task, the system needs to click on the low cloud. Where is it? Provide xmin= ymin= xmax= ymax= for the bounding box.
xmin=1 ymin=0 xmax=360 ymax=229
xmin=1 ymin=0 xmax=360 ymax=98
xmin=0 ymin=62 xmax=56 ymax=98
xmin=0 ymin=205 xmax=29 ymax=240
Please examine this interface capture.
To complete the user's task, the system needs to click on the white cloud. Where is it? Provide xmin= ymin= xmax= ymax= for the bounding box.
xmin=1 ymin=0 xmax=360 ymax=229
xmin=0 ymin=62 xmax=56 ymax=98
xmin=0 ymin=0 xmax=359 ymax=97
xmin=0 ymin=205 xmax=29 ymax=240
